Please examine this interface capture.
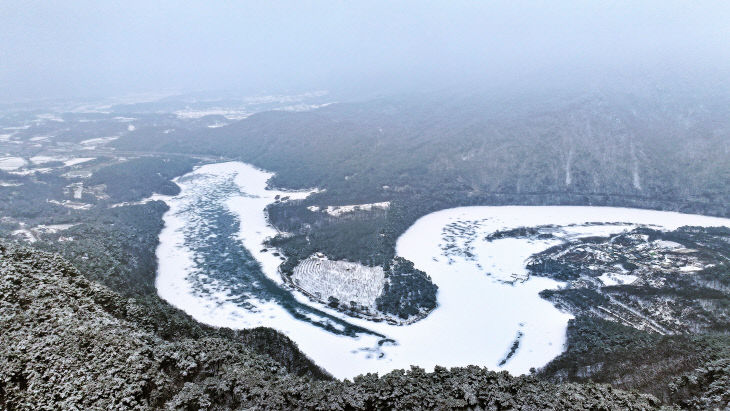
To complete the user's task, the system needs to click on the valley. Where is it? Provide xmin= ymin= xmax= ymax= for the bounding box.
xmin=2 ymin=89 xmax=730 ymax=408
xmin=4 ymin=3 xmax=730 ymax=408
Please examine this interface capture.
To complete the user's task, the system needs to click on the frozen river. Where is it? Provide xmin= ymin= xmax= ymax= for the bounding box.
xmin=156 ymin=161 xmax=730 ymax=379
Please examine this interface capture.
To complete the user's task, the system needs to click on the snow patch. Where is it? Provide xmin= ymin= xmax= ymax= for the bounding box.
xmin=79 ymin=137 xmax=118 ymax=146
xmin=11 ymin=229 xmax=36 ymax=242
xmin=47 ymin=199 xmax=93 ymax=210
xmin=599 ymin=273 xmax=639 ymax=286
xmin=64 ymin=157 xmax=95 ymax=167
xmin=31 ymin=155 xmax=64 ymax=164
xmin=174 ymin=109 xmax=251 ymax=120
xmin=653 ymin=240 xmax=683 ymax=249
xmin=9 ymin=168 xmax=53 ymax=176
xmin=308 ymin=201 xmax=390 ymax=217
xmin=0 ymin=157 xmax=26 ymax=170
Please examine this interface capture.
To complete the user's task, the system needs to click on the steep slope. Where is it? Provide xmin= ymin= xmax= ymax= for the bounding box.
xmin=0 ymin=242 xmax=662 ymax=409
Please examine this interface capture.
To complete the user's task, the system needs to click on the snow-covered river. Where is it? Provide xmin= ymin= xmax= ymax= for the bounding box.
xmin=156 ymin=161 xmax=730 ymax=379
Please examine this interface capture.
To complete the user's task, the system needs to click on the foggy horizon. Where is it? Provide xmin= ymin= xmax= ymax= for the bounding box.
xmin=2 ymin=1 xmax=730 ymax=102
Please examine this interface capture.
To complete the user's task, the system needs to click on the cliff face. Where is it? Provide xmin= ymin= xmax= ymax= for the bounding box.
xmin=0 ymin=242 xmax=661 ymax=409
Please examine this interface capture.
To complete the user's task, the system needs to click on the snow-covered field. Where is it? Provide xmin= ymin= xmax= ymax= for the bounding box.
xmin=599 ymin=272 xmax=638 ymax=286
xmin=79 ymin=136 xmax=118 ymax=148
xmin=64 ymin=157 xmax=95 ymax=167
xmin=0 ymin=156 xmax=27 ymax=170
xmin=66 ymin=182 xmax=84 ymax=199
xmin=30 ymin=155 xmax=62 ymax=164
xmin=292 ymin=257 xmax=385 ymax=310
xmin=155 ymin=161 xmax=730 ymax=380
xmin=174 ymin=108 xmax=252 ymax=120
xmin=9 ymin=168 xmax=53 ymax=176
xmin=308 ymin=201 xmax=390 ymax=217
xmin=29 ymin=155 xmax=95 ymax=167
xmin=11 ymin=223 xmax=77 ymax=243
xmin=47 ymin=199 xmax=93 ymax=210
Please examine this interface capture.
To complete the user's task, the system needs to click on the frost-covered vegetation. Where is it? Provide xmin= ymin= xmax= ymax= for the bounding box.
xmin=538 ymin=316 xmax=730 ymax=407
xmin=376 ymin=257 xmax=438 ymax=321
xmin=1 ymin=242 xmax=667 ymax=409
xmin=87 ymin=156 xmax=197 ymax=202
xmin=534 ymin=226 xmax=730 ymax=334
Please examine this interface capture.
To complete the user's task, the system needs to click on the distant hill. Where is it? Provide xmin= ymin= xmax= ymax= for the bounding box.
xmin=114 ymin=88 xmax=730 ymax=216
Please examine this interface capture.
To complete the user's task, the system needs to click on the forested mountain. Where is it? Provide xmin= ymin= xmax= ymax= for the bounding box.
xmin=114 ymin=86 xmax=730 ymax=214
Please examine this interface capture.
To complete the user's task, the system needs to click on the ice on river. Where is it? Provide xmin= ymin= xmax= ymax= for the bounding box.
xmin=156 ymin=161 xmax=730 ymax=379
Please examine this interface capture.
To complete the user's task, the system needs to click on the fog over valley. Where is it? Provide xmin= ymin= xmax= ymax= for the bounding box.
xmin=2 ymin=1 xmax=730 ymax=101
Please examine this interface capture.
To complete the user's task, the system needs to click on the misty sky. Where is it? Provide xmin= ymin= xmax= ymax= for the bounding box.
xmin=2 ymin=1 xmax=729 ymax=101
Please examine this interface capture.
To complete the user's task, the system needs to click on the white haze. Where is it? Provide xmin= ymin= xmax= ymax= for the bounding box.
xmin=1 ymin=1 xmax=729 ymax=101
